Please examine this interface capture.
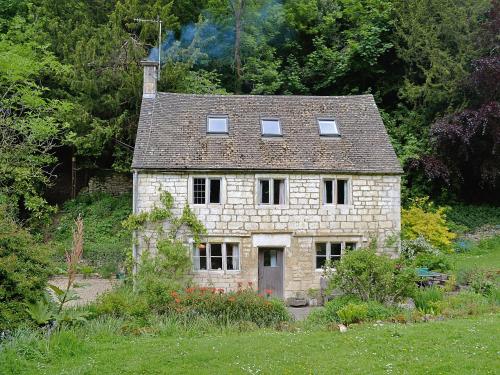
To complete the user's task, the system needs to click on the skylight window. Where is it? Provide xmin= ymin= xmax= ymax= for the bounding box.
xmin=261 ymin=119 xmax=282 ymax=136
xmin=318 ymin=119 xmax=339 ymax=136
xmin=207 ymin=116 xmax=228 ymax=134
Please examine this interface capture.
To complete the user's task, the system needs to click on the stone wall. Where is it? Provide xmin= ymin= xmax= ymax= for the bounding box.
xmin=135 ymin=172 xmax=401 ymax=298
xmin=88 ymin=173 xmax=132 ymax=196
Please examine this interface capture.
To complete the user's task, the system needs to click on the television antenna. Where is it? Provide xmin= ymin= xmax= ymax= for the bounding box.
xmin=134 ymin=16 xmax=162 ymax=80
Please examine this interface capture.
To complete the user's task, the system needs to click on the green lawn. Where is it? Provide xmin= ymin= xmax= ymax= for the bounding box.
xmin=451 ymin=236 xmax=500 ymax=271
xmin=2 ymin=314 xmax=499 ymax=374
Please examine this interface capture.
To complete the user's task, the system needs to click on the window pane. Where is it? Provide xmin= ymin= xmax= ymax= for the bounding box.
xmin=210 ymin=243 xmax=222 ymax=257
xmin=263 ymin=249 xmax=277 ymax=267
xmin=318 ymin=120 xmax=338 ymax=135
xmin=209 ymin=179 xmax=221 ymax=203
xmin=324 ymin=180 xmax=333 ymax=204
xmin=207 ymin=117 xmax=228 ymax=133
xmin=337 ymin=179 xmax=347 ymax=205
xmin=209 ymin=243 xmax=223 ymax=270
xmin=193 ymin=244 xmax=207 ymax=270
xmin=316 ymin=243 xmax=327 ymax=256
xmin=227 ymin=244 xmax=239 ymax=270
xmin=261 ymin=119 xmax=281 ymax=135
xmin=260 ymin=179 xmax=270 ymax=204
xmin=316 ymin=256 xmax=326 ymax=269
xmin=193 ymin=178 xmax=206 ymax=204
xmin=273 ymin=179 xmax=285 ymax=204
xmin=316 ymin=243 xmax=327 ymax=269
xmin=331 ymin=243 xmax=342 ymax=257
xmin=345 ymin=242 xmax=357 ymax=251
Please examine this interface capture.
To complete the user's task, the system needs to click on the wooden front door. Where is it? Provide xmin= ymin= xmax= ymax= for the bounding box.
xmin=258 ymin=248 xmax=284 ymax=298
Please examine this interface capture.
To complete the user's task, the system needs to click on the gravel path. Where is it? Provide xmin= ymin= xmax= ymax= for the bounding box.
xmin=49 ymin=276 xmax=118 ymax=307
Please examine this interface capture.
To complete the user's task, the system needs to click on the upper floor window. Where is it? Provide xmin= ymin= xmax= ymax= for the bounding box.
xmin=193 ymin=242 xmax=240 ymax=271
xmin=207 ymin=116 xmax=228 ymax=134
xmin=259 ymin=178 xmax=286 ymax=205
xmin=261 ymin=119 xmax=281 ymax=136
xmin=318 ymin=119 xmax=339 ymax=136
xmin=323 ymin=178 xmax=349 ymax=205
xmin=193 ymin=177 xmax=221 ymax=204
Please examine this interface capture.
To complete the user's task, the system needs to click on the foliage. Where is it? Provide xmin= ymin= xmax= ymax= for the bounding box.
xmin=91 ymin=284 xmax=290 ymax=327
xmin=400 ymin=236 xmax=438 ymax=261
xmin=336 ymin=303 xmax=368 ymax=325
xmin=402 ymin=197 xmax=456 ymax=251
xmin=52 ymin=193 xmax=131 ymax=276
xmin=412 ymin=286 xmax=445 ymax=315
xmin=434 ymin=291 xmax=498 ymax=318
xmin=447 ymin=205 xmax=500 ymax=231
xmin=326 ymin=248 xmax=416 ymax=304
xmin=124 ymin=190 xmax=206 ymax=303
xmin=413 ymin=252 xmax=452 ymax=273
xmin=0 ymin=207 xmax=51 ymax=331
xmin=0 ymin=34 xmax=71 ymax=226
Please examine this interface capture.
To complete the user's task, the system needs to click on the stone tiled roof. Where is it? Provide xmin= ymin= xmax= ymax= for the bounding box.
xmin=132 ymin=92 xmax=403 ymax=174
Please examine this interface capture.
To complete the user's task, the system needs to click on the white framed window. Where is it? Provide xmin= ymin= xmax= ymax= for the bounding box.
xmin=261 ymin=119 xmax=282 ymax=136
xmin=207 ymin=116 xmax=228 ymax=134
xmin=318 ymin=119 xmax=339 ymax=136
xmin=315 ymin=241 xmax=357 ymax=270
xmin=322 ymin=178 xmax=350 ymax=205
xmin=192 ymin=177 xmax=222 ymax=205
xmin=193 ymin=242 xmax=240 ymax=271
xmin=258 ymin=178 xmax=286 ymax=205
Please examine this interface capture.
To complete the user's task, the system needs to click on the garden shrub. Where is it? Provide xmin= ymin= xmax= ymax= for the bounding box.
xmin=90 ymin=286 xmax=149 ymax=319
xmin=412 ymin=286 xmax=444 ymax=314
xmin=327 ymin=248 xmax=416 ymax=304
xmin=456 ymin=266 xmax=498 ymax=296
xmin=402 ymin=197 xmax=456 ymax=252
xmin=434 ymin=291 xmax=497 ymax=317
xmin=337 ymin=303 xmax=368 ymax=325
xmin=172 ymin=286 xmax=291 ymax=327
xmin=0 ymin=208 xmax=52 ymax=331
xmin=413 ymin=252 xmax=452 ymax=272
xmin=307 ymin=296 xmax=399 ymax=325
xmin=400 ymin=236 xmax=438 ymax=260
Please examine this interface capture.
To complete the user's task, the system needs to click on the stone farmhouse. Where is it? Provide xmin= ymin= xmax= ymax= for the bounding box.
xmin=132 ymin=61 xmax=403 ymax=299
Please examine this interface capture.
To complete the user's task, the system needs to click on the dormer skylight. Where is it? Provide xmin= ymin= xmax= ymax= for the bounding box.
xmin=207 ymin=116 xmax=228 ymax=134
xmin=261 ymin=119 xmax=282 ymax=136
xmin=318 ymin=119 xmax=339 ymax=136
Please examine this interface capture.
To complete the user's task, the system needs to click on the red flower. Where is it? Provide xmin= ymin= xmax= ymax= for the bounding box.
xmin=170 ymin=291 xmax=178 ymax=298
xmin=174 ymin=298 xmax=181 ymax=304
xmin=218 ymin=288 xmax=225 ymax=294
xmin=265 ymin=289 xmax=273 ymax=296
xmin=228 ymin=297 xmax=236 ymax=302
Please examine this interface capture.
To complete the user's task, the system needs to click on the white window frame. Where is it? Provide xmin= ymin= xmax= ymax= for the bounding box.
xmin=321 ymin=177 xmax=351 ymax=206
xmin=257 ymin=177 xmax=287 ymax=206
xmin=192 ymin=242 xmax=240 ymax=272
xmin=190 ymin=176 xmax=224 ymax=205
xmin=315 ymin=241 xmax=357 ymax=270
xmin=207 ymin=115 xmax=229 ymax=134
xmin=261 ymin=118 xmax=282 ymax=137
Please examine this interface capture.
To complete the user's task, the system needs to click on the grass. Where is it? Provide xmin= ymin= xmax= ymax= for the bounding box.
xmin=450 ymin=236 xmax=500 ymax=272
xmin=1 ymin=314 xmax=498 ymax=374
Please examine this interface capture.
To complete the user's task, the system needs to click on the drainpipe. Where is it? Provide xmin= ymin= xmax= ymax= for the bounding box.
xmin=132 ymin=170 xmax=139 ymax=280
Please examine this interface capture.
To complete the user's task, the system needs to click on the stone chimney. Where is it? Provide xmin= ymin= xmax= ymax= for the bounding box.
xmin=141 ymin=60 xmax=159 ymax=98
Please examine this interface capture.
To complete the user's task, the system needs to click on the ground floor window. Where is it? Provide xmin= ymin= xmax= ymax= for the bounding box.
xmin=192 ymin=242 xmax=240 ymax=271
xmin=315 ymin=241 xmax=357 ymax=269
